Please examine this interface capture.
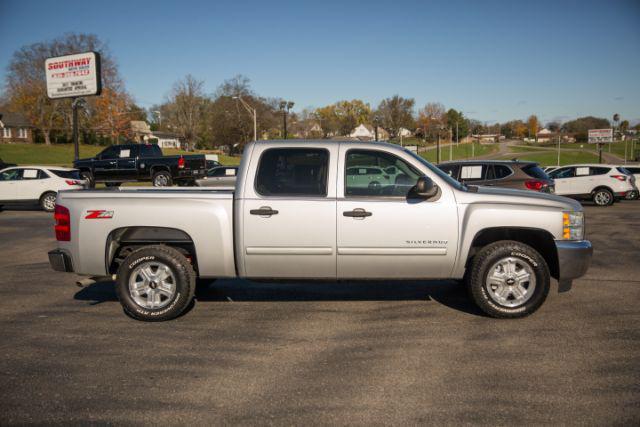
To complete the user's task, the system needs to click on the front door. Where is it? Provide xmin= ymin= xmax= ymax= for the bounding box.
xmin=115 ymin=146 xmax=138 ymax=180
xmin=0 ymin=168 xmax=21 ymax=200
xmin=336 ymin=148 xmax=458 ymax=279
xmin=93 ymin=145 xmax=119 ymax=180
xmin=549 ymin=167 xmax=576 ymax=196
xmin=241 ymin=146 xmax=338 ymax=279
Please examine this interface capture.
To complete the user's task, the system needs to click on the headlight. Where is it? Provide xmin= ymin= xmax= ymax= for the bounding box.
xmin=563 ymin=211 xmax=584 ymax=240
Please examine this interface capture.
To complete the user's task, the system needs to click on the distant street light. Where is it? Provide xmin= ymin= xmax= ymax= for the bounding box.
xmin=279 ymin=100 xmax=294 ymax=139
xmin=233 ymin=96 xmax=257 ymax=141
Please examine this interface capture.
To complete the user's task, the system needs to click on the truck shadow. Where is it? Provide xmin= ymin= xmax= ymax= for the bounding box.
xmin=74 ymin=278 xmax=485 ymax=317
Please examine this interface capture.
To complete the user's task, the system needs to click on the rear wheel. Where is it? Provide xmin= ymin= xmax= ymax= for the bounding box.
xmin=152 ymin=171 xmax=172 ymax=187
xmin=593 ymin=188 xmax=614 ymax=206
xmin=467 ymin=240 xmax=550 ymax=318
xmin=116 ymin=245 xmax=196 ymax=321
xmin=40 ymin=192 xmax=57 ymax=212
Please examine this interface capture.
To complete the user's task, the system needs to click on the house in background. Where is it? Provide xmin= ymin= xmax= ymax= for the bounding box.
xmin=536 ymin=128 xmax=554 ymax=143
xmin=147 ymin=131 xmax=183 ymax=149
xmin=0 ymin=112 xmax=34 ymax=143
xmin=130 ymin=120 xmax=152 ymax=142
xmin=398 ymin=127 xmax=413 ymax=138
xmin=349 ymin=124 xmax=389 ymax=141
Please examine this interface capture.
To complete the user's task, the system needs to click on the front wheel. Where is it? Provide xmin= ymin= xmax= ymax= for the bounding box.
xmin=152 ymin=171 xmax=173 ymax=187
xmin=467 ymin=240 xmax=550 ymax=318
xmin=116 ymin=245 xmax=196 ymax=321
xmin=593 ymin=188 xmax=614 ymax=206
xmin=40 ymin=191 xmax=57 ymax=212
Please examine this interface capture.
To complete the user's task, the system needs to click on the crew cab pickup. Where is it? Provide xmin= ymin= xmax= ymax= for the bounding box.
xmin=73 ymin=143 xmax=207 ymax=187
xmin=49 ymin=140 xmax=593 ymax=321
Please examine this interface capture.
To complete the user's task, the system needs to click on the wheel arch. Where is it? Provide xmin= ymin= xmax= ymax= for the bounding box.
xmin=106 ymin=226 xmax=199 ymax=275
xmin=591 ymin=185 xmax=614 ymax=195
xmin=465 ymin=227 xmax=559 ymax=280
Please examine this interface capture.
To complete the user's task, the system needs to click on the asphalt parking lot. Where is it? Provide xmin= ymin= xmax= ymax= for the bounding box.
xmin=0 ymin=203 xmax=639 ymax=425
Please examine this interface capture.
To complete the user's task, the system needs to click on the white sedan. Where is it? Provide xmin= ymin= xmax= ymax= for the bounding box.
xmin=0 ymin=166 xmax=86 ymax=212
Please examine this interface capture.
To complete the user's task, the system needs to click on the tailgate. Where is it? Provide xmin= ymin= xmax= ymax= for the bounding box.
xmin=183 ymin=155 xmax=206 ymax=171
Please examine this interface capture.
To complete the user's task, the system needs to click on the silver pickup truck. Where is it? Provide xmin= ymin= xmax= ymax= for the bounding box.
xmin=49 ymin=140 xmax=592 ymax=321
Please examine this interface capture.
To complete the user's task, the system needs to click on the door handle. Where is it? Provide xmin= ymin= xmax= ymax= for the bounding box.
xmin=343 ymin=208 xmax=372 ymax=218
xmin=250 ymin=207 xmax=279 ymax=216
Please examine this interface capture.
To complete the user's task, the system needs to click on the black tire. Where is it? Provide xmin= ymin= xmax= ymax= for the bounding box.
xmin=592 ymin=188 xmax=614 ymax=206
xmin=81 ymin=171 xmax=95 ymax=188
xmin=115 ymin=245 xmax=196 ymax=321
xmin=152 ymin=171 xmax=173 ymax=187
xmin=467 ymin=240 xmax=550 ymax=318
xmin=105 ymin=182 xmax=122 ymax=188
xmin=39 ymin=191 xmax=57 ymax=212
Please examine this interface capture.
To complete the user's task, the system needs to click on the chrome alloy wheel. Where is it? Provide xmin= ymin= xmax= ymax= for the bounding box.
xmin=42 ymin=193 xmax=56 ymax=211
xmin=594 ymin=191 xmax=611 ymax=206
xmin=128 ymin=261 xmax=177 ymax=309
xmin=154 ymin=174 xmax=169 ymax=186
xmin=485 ymin=257 xmax=536 ymax=308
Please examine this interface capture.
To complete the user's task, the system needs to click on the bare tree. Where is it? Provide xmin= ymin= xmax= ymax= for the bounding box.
xmin=165 ymin=75 xmax=206 ymax=150
xmin=376 ymin=95 xmax=416 ymax=138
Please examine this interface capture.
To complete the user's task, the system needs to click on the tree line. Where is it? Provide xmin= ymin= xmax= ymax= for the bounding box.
xmin=1 ymin=33 xmax=636 ymax=149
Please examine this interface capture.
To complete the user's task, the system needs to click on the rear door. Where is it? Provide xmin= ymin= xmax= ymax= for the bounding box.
xmin=241 ymin=146 xmax=338 ymax=279
xmin=116 ymin=145 xmax=139 ymax=180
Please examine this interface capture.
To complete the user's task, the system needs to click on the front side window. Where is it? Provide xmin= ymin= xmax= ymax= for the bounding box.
xmin=590 ymin=167 xmax=610 ymax=176
xmin=255 ymin=148 xmax=329 ymax=197
xmin=549 ymin=167 xmax=575 ymax=179
xmin=345 ymin=149 xmax=421 ymax=197
xmin=99 ymin=146 xmax=119 ymax=159
xmin=0 ymin=169 xmax=21 ymax=181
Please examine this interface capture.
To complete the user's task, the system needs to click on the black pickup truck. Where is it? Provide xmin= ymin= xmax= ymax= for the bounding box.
xmin=74 ymin=144 xmax=207 ymax=187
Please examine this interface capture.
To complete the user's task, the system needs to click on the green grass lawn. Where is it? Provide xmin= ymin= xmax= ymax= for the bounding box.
xmin=498 ymin=150 xmax=600 ymax=166
xmin=0 ymin=143 xmax=241 ymax=167
xmin=510 ymin=141 xmax=640 ymax=161
xmin=420 ymin=142 xmax=499 ymax=163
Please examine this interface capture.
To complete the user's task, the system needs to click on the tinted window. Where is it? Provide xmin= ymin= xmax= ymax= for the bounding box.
xmin=616 ymin=167 xmax=631 ymax=175
xmin=140 ymin=144 xmax=161 ymax=157
xmin=345 ymin=149 xmax=421 ymax=197
xmin=99 ymin=146 xmax=120 ymax=159
xmin=625 ymin=167 xmax=640 ymax=174
xmin=255 ymin=148 xmax=328 ymax=196
xmin=493 ymin=165 xmax=513 ymax=179
xmin=549 ymin=167 xmax=575 ymax=178
xmin=0 ymin=169 xmax=21 ymax=181
xmin=590 ymin=167 xmax=610 ymax=176
xmin=438 ymin=164 xmax=460 ymax=179
xmin=210 ymin=167 xmax=236 ymax=177
xmin=51 ymin=169 xmax=81 ymax=179
xmin=521 ymin=164 xmax=548 ymax=179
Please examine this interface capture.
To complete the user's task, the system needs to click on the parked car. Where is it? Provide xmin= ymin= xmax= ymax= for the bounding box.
xmin=621 ymin=165 xmax=640 ymax=199
xmin=0 ymin=158 xmax=17 ymax=170
xmin=547 ymin=164 xmax=637 ymax=206
xmin=0 ymin=166 xmax=85 ymax=212
xmin=205 ymin=154 xmax=221 ymax=170
xmin=437 ymin=160 xmax=555 ymax=193
xmin=73 ymin=143 xmax=207 ymax=187
xmin=195 ymin=166 xmax=238 ymax=188
xmin=49 ymin=140 xmax=592 ymax=322
xmin=612 ymin=165 xmax=639 ymax=199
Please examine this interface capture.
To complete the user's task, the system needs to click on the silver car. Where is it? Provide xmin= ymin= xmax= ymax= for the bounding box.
xmin=196 ymin=166 xmax=238 ymax=188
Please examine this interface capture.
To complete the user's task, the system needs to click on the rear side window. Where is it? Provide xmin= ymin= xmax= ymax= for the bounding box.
xmin=549 ymin=167 xmax=575 ymax=178
xmin=493 ymin=165 xmax=513 ymax=179
xmin=521 ymin=164 xmax=548 ymax=179
xmin=255 ymin=148 xmax=329 ymax=197
xmin=590 ymin=167 xmax=610 ymax=176
xmin=625 ymin=167 xmax=640 ymax=174
xmin=50 ymin=170 xmax=81 ymax=179
xmin=21 ymin=169 xmax=46 ymax=180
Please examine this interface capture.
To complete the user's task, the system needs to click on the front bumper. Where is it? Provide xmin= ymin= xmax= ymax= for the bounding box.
xmin=555 ymin=240 xmax=592 ymax=292
xmin=48 ymin=249 xmax=74 ymax=273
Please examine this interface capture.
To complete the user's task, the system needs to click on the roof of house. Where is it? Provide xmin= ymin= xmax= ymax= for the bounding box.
xmin=130 ymin=121 xmax=152 ymax=134
xmin=0 ymin=112 xmax=32 ymax=128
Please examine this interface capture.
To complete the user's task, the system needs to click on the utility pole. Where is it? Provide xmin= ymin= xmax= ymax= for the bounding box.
xmin=557 ymin=133 xmax=561 ymax=166
xmin=71 ymin=98 xmax=85 ymax=161
xmin=436 ymin=132 xmax=441 ymax=164
xmin=449 ymin=127 xmax=453 ymax=161
xmin=233 ymin=96 xmax=257 ymax=141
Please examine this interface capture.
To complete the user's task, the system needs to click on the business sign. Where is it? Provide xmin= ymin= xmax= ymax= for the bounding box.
xmin=45 ymin=52 xmax=102 ymax=99
xmin=588 ymin=128 xmax=613 ymax=144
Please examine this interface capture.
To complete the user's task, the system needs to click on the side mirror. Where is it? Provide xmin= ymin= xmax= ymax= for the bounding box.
xmin=414 ymin=176 xmax=439 ymax=198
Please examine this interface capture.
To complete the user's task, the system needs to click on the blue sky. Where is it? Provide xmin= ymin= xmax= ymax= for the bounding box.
xmin=1 ymin=0 xmax=639 ymax=124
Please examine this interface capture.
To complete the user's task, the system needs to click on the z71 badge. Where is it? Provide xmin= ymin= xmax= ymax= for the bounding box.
xmin=85 ymin=210 xmax=114 ymax=219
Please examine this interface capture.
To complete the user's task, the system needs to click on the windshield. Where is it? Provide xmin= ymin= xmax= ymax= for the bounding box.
xmin=403 ymin=148 xmax=466 ymax=191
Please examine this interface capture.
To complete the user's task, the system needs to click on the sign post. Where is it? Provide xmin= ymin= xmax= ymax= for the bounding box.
xmin=588 ymin=129 xmax=613 ymax=164
xmin=45 ymin=52 xmax=102 ymax=160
